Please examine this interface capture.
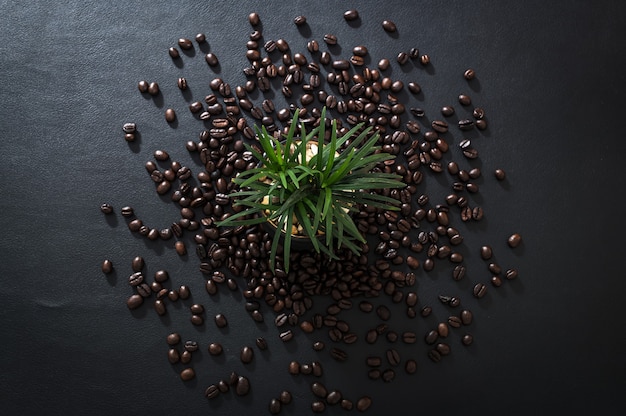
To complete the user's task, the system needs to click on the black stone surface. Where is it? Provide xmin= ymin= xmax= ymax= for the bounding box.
xmin=1 ymin=1 xmax=625 ymax=415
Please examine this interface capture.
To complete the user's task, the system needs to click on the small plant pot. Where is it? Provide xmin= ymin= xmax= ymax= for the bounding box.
xmin=260 ymin=212 xmax=324 ymax=252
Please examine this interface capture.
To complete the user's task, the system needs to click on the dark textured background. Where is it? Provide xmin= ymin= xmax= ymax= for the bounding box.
xmin=1 ymin=1 xmax=625 ymax=415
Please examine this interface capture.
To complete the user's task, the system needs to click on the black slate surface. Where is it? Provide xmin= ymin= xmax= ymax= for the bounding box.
xmin=1 ymin=1 xmax=625 ymax=415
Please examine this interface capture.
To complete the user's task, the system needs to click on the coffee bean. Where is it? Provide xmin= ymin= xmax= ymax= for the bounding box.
xmin=100 ymin=203 xmax=113 ymax=215
xmin=128 ymin=272 xmax=144 ymax=287
xmin=215 ymin=313 xmax=227 ymax=328
xmin=473 ymin=283 xmax=487 ymax=298
xmin=386 ymin=348 xmax=400 ymax=366
xmin=356 ymin=396 xmax=372 ymax=412
xmin=190 ymin=303 xmax=204 ymax=314
xmin=462 ymin=334 xmax=474 ymax=346
xmin=180 ymin=368 xmax=195 ymax=381
xmin=495 ymin=168 xmax=506 ymax=180
xmin=505 ymin=268 xmax=519 ymax=280
xmin=436 ymin=342 xmax=451 ymax=356
xmin=235 ymin=376 xmax=250 ymax=396
xmin=491 ymin=275 xmax=503 ymax=287
xmin=177 ymin=38 xmax=193 ymax=50
xmin=240 ymin=346 xmax=254 ymax=363
xmin=448 ymin=316 xmax=462 ymax=328
xmin=459 ymin=94 xmax=471 ymax=105
xmin=464 ymin=68 xmax=476 ymax=80
xmin=165 ymin=108 xmax=176 ymax=123
xmin=311 ymin=382 xmax=327 ymax=398
xmin=205 ymin=384 xmax=219 ymax=399
xmin=248 ymin=12 xmax=260 ymax=25
xmin=294 ymin=15 xmax=306 ymax=25
xmin=488 ymin=262 xmax=502 ymax=274
xmin=382 ymin=20 xmax=397 ymax=32
xmin=428 ymin=349 xmax=442 ymax=363
xmin=268 ymin=398 xmax=281 ymax=414
xmin=184 ymin=340 xmax=199 ymax=352
xmin=168 ymin=348 xmax=180 ymax=364
xmin=376 ymin=305 xmax=391 ymax=321
xmin=208 ymin=343 xmax=223 ymax=356
xmin=174 ymin=241 xmax=186 ymax=255
xmin=330 ymin=347 xmax=347 ymax=361
xmin=480 ymin=245 xmax=493 ymax=260
xmin=421 ymin=306 xmax=432 ymax=317
xmin=280 ymin=330 xmax=293 ymax=342
xmin=205 ymin=53 xmax=219 ymax=66
xmin=178 ymin=285 xmax=190 ymax=299
xmin=137 ymin=81 xmax=148 ymax=93
xmin=323 ymin=34 xmax=338 ymax=45
xmin=180 ymin=350 xmax=191 ymax=364
xmin=148 ymin=82 xmax=159 ymax=96
xmin=508 ymin=233 xmax=523 ymax=248
xmin=154 ymin=270 xmax=169 ymax=283
xmin=402 ymin=332 xmax=417 ymax=344
xmin=312 ymin=401 xmax=326 ymax=413
xmin=154 ymin=299 xmax=166 ymax=315
xmin=344 ymin=9 xmax=359 ymax=21
xmin=166 ymin=333 xmax=180 ymax=346
xmin=101 ymin=259 xmax=113 ymax=274
xmin=405 ymin=359 xmax=417 ymax=374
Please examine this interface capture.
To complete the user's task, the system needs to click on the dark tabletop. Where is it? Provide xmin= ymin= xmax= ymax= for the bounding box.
xmin=1 ymin=1 xmax=625 ymax=415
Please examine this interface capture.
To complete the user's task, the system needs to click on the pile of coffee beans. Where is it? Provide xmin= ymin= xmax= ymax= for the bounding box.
xmin=100 ymin=8 xmax=523 ymax=413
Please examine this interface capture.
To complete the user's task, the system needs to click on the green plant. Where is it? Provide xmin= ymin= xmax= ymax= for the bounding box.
xmin=216 ymin=107 xmax=405 ymax=272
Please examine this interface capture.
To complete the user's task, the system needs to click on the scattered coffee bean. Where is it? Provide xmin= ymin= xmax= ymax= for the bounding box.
xmin=382 ymin=20 xmax=397 ymax=32
xmin=240 ymin=346 xmax=254 ymax=363
xmin=508 ymin=233 xmax=523 ymax=248
xmin=101 ymin=259 xmax=113 ymax=274
xmin=180 ymin=368 xmax=195 ymax=381
xmin=356 ymin=396 xmax=372 ymax=412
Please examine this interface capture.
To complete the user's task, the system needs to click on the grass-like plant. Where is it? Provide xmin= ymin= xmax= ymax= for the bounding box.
xmin=217 ymin=107 xmax=405 ymax=272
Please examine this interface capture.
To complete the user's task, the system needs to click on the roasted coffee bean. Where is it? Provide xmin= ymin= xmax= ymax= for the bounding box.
xmin=420 ymin=54 xmax=430 ymax=65
xmin=208 ymin=342 xmax=223 ymax=355
xmin=405 ymin=359 xmax=417 ymax=374
xmin=473 ymin=283 xmax=487 ymax=298
xmin=387 ymin=348 xmax=400 ymax=367
xmin=184 ymin=340 xmax=199 ymax=352
xmin=147 ymin=82 xmax=159 ymax=96
xmin=100 ymin=203 xmax=113 ymax=215
xmin=464 ymin=68 xmax=476 ymax=80
xmin=382 ymin=369 xmax=396 ymax=382
xmin=376 ymin=305 xmax=391 ymax=321
xmin=461 ymin=309 xmax=473 ymax=325
xmin=436 ymin=342 xmax=451 ymax=356
xmin=382 ymin=20 xmax=397 ymax=32
xmin=137 ymin=81 xmax=149 ymax=93
xmin=180 ymin=350 xmax=192 ymax=364
xmin=255 ymin=337 xmax=268 ymax=350
xmin=480 ymin=245 xmax=493 ymax=260
xmin=459 ymin=94 xmax=472 ymax=105
xmin=344 ymin=9 xmax=359 ymax=20
xmin=386 ymin=331 xmax=398 ymax=343
xmin=495 ymin=168 xmax=506 ymax=180
xmin=280 ymin=330 xmax=293 ymax=342
xmin=408 ymin=82 xmax=421 ymax=94
xmin=179 ymin=285 xmax=190 ymax=299
xmin=311 ymin=382 xmax=327 ymax=398
xmin=215 ymin=313 xmax=228 ymax=328
xmin=180 ymin=368 xmax=195 ymax=381
xmin=505 ymin=268 xmax=519 ymax=280
xmin=167 ymin=348 xmax=180 ymax=364
xmin=174 ymin=241 xmax=186 ymax=255
xmin=397 ymin=51 xmax=409 ymax=64
xmin=205 ymin=384 xmax=219 ymax=399
xmin=205 ymin=53 xmax=219 ymax=66
xmin=165 ymin=108 xmax=176 ymax=123
xmin=491 ymin=275 xmax=503 ymax=287
xmin=279 ymin=390 xmax=292 ymax=405
xmin=437 ymin=322 xmax=449 ymax=338
xmin=366 ymin=329 xmax=378 ymax=344
xmin=154 ymin=269 xmax=169 ymax=283
xmin=330 ymin=347 xmax=347 ymax=361
xmin=101 ymin=259 xmax=113 ymax=274
xmin=508 ymin=233 xmax=523 ymax=248
xmin=428 ymin=349 xmax=442 ymax=363
xmin=448 ymin=316 xmax=462 ymax=328
xmin=356 ymin=396 xmax=372 ymax=412
xmin=425 ymin=330 xmax=438 ymax=345
xmin=421 ymin=306 xmax=433 ymax=317
xmin=153 ymin=300 xmax=166 ymax=315
xmin=323 ymin=33 xmax=338 ymax=45
xmin=235 ymin=376 xmax=250 ymax=396
xmin=488 ymin=262 xmax=502 ymax=274
xmin=293 ymin=15 xmax=306 ymax=25
xmin=312 ymin=402 xmax=326 ymax=413
xmin=128 ymin=272 xmax=144 ymax=287
xmin=402 ymin=332 xmax=417 ymax=344
xmin=462 ymin=334 xmax=474 ymax=345
xmin=442 ymin=106 xmax=455 ymax=116
xmin=240 ymin=346 xmax=254 ymax=363
xmin=268 ymin=398 xmax=281 ymax=414
xmin=136 ymin=282 xmax=151 ymax=297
